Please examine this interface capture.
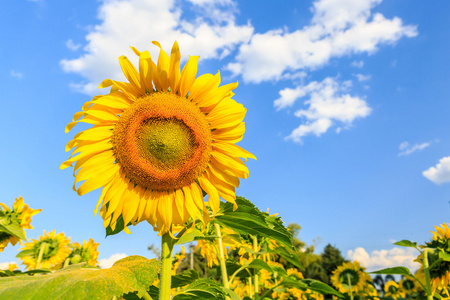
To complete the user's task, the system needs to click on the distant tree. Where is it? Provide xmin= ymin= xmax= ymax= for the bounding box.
xmin=321 ymin=244 xmax=346 ymax=284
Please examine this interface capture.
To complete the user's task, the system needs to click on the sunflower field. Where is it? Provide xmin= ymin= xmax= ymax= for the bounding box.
xmin=0 ymin=41 xmax=449 ymax=300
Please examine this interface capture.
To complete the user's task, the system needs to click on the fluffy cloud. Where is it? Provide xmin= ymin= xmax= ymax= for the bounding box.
xmin=423 ymin=156 xmax=450 ymax=185
xmin=275 ymin=77 xmax=371 ymax=143
xmin=398 ymin=141 xmax=430 ymax=156
xmin=66 ymin=39 xmax=81 ymax=51
xmin=347 ymin=247 xmax=420 ymax=273
xmin=227 ymin=0 xmax=417 ymax=83
xmin=98 ymin=253 xmax=128 ymax=269
xmin=61 ymin=0 xmax=253 ymax=94
xmin=354 ymin=73 xmax=371 ymax=82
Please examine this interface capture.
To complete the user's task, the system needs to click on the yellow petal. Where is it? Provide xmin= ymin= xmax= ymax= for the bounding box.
xmin=178 ymin=55 xmax=199 ymax=97
xmin=169 ymin=41 xmax=181 ymax=91
xmin=198 ymin=176 xmax=220 ymax=214
xmin=152 ymin=41 xmax=170 ymax=91
xmin=118 ymin=55 xmax=143 ymax=95
xmin=189 ymin=72 xmax=220 ymax=103
xmin=212 ymin=142 xmax=256 ymax=161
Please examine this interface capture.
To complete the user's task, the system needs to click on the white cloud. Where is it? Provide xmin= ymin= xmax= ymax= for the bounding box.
xmin=398 ymin=141 xmax=430 ymax=156
xmin=66 ymin=39 xmax=81 ymax=51
xmin=354 ymin=73 xmax=371 ymax=82
xmin=351 ymin=60 xmax=364 ymax=68
xmin=10 ymin=70 xmax=23 ymax=79
xmin=98 ymin=253 xmax=127 ymax=269
xmin=61 ymin=0 xmax=253 ymax=94
xmin=0 ymin=261 xmax=18 ymax=270
xmin=227 ymin=0 xmax=417 ymax=83
xmin=276 ymin=77 xmax=371 ymax=143
xmin=347 ymin=247 xmax=420 ymax=273
xmin=423 ymin=156 xmax=450 ymax=185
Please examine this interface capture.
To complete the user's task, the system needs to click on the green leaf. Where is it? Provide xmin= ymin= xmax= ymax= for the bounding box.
xmin=148 ymin=285 xmax=159 ymax=300
xmin=394 ymin=240 xmax=418 ymax=249
xmin=370 ymin=266 xmax=414 ymax=277
xmin=268 ymin=242 xmax=302 ymax=269
xmin=0 ymin=221 xmax=26 ymax=241
xmin=15 ymin=249 xmax=34 ymax=258
xmin=0 ymin=255 xmax=159 ymax=300
xmin=175 ymin=229 xmax=205 ymax=245
xmin=213 ymin=197 xmax=294 ymax=251
xmin=171 ymin=269 xmax=199 ymax=288
xmin=173 ymin=279 xmax=226 ymax=300
xmin=246 ymin=259 xmax=273 ymax=273
xmin=280 ymin=277 xmax=343 ymax=298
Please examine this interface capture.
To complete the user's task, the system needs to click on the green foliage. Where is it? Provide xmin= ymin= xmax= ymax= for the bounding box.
xmin=0 ymin=269 xmax=50 ymax=278
xmin=0 ymin=213 xmax=26 ymax=241
xmin=0 ymin=255 xmax=159 ymax=300
xmin=321 ymin=244 xmax=347 ymax=284
xmin=173 ymin=278 xmax=226 ymax=299
xmin=394 ymin=240 xmax=419 ymax=249
xmin=171 ymin=269 xmax=200 ymax=288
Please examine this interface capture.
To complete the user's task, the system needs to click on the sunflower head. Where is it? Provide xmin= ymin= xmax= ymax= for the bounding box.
xmin=0 ymin=197 xmax=41 ymax=252
xmin=62 ymin=41 xmax=255 ymax=236
xmin=66 ymin=238 xmax=99 ymax=266
xmin=331 ymin=261 xmax=370 ymax=293
xmin=18 ymin=230 xmax=71 ymax=270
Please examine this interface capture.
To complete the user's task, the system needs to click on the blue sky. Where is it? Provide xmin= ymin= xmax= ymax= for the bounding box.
xmin=1 ymin=0 xmax=449 ymax=271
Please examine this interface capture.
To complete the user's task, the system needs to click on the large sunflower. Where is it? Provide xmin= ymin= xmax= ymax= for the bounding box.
xmin=331 ymin=261 xmax=371 ymax=294
xmin=62 ymin=41 xmax=255 ymax=235
xmin=18 ymin=230 xmax=71 ymax=270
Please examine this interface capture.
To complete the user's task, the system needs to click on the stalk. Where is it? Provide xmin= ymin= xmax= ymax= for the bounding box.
xmin=159 ymin=232 xmax=174 ymax=300
xmin=36 ymin=242 xmax=48 ymax=269
xmin=347 ymin=274 xmax=354 ymax=300
xmin=422 ymin=248 xmax=433 ymax=300
xmin=252 ymin=235 xmax=259 ymax=300
xmin=214 ymin=223 xmax=230 ymax=289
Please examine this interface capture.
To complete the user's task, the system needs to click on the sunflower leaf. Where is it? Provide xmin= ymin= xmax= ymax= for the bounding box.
xmin=0 ymin=219 xmax=25 ymax=241
xmin=0 ymin=255 xmax=159 ymax=300
xmin=280 ymin=277 xmax=343 ymax=297
xmin=175 ymin=229 xmax=205 ymax=245
xmin=213 ymin=197 xmax=294 ymax=251
xmin=171 ymin=269 xmax=199 ymax=288
xmin=394 ymin=240 xmax=418 ymax=249
xmin=105 ymin=214 xmax=131 ymax=237
xmin=173 ymin=278 xmax=226 ymax=300
xmin=370 ymin=266 xmax=414 ymax=277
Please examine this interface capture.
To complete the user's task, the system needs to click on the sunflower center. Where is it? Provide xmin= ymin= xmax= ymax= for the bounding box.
xmin=113 ymin=92 xmax=212 ymax=190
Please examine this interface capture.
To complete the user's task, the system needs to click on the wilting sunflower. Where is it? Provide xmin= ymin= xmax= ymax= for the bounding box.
xmin=331 ymin=261 xmax=371 ymax=294
xmin=415 ymin=223 xmax=450 ymax=297
xmin=0 ymin=197 xmax=41 ymax=252
xmin=62 ymin=41 xmax=255 ymax=235
xmin=66 ymin=238 xmax=99 ymax=266
xmin=18 ymin=230 xmax=71 ymax=270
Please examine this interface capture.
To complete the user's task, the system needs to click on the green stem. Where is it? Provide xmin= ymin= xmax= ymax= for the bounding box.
xmin=252 ymin=236 xmax=259 ymax=300
xmin=36 ymin=242 xmax=48 ymax=269
xmin=159 ymin=232 xmax=174 ymax=300
xmin=347 ymin=273 xmax=354 ymax=300
xmin=248 ymin=277 xmax=253 ymax=299
xmin=423 ymin=248 xmax=433 ymax=300
xmin=214 ymin=223 xmax=230 ymax=289
xmin=142 ymin=292 xmax=152 ymax=300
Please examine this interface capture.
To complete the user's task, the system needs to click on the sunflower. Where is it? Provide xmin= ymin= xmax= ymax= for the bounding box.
xmin=384 ymin=281 xmax=404 ymax=299
xmin=0 ymin=197 xmax=41 ymax=252
xmin=171 ymin=246 xmax=185 ymax=275
xmin=398 ymin=277 xmax=418 ymax=295
xmin=415 ymin=223 xmax=450 ymax=297
xmin=18 ymin=230 xmax=71 ymax=270
xmin=66 ymin=238 xmax=99 ymax=266
xmin=331 ymin=261 xmax=371 ymax=294
xmin=62 ymin=41 xmax=255 ymax=235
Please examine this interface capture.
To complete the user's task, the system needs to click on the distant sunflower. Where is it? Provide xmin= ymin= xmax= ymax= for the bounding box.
xmin=398 ymin=278 xmax=418 ymax=295
xmin=67 ymin=238 xmax=99 ymax=266
xmin=0 ymin=197 xmax=41 ymax=252
xmin=62 ymin=41 xmax=255 ymax=235
xmin=416 ymin=223 xmax=450 ymax=297
xmin=18 ymin=230 xmax=71 ymax=270
xmin=331 ymin=261 xmax=371 ymax=294
xmin=384 ymin=281 xmax=404 ymax=299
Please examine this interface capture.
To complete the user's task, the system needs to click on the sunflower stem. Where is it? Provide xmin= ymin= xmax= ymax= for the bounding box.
xmin=214 ymin=223 xmax=230 ymax=289
xmin=346 ymin=273 xmax=354 ymax=300
xmin=159 ymin=232 xmax=174 ymax=300
xmin=422 ymin=248 xmax=433 ymax=300
xmin=252 ymin=235 xmax=259 ymax=300
xmin=36 ymin=242 xmax=47 ymax=269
